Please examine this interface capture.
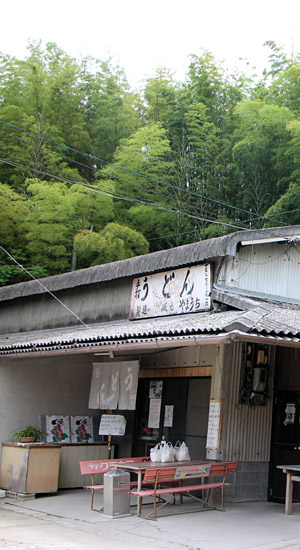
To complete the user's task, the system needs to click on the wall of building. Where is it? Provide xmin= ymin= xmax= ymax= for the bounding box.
xmin=220 ymin=241 xmax=300 ymax=304
xmin=0 ymin=353 xmax=92 ymax=452
xmin=210 ymin=341 xmax=275 ymax=501
xmin=0 ymin=345 xmax=215 ymax=463
xmin=0 ymin=278 xmax=132 ymax=335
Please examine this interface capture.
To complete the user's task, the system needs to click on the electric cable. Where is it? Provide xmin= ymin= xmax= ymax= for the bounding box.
xmin=0 ymin=119 xmax=286 ymax=226
xmin=0 ymin=245 xmax=89 ymax=328
xmin=0 ymin=156 xmax=248 ymax=231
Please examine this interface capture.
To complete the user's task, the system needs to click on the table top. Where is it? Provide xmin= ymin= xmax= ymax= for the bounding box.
xmin=115 ymin=460 xmax=209 ymax=472
xmin=277 ymin=465 xmax=300 ymax=472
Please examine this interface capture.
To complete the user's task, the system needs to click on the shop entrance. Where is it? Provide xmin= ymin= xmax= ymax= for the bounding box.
xmin=132 ymin=377 xmax=211 ymax=459
xmin=269 ymin=347 xmax=300 ymax=502
xmin=270 ymin=390 xmax=300 ymax=502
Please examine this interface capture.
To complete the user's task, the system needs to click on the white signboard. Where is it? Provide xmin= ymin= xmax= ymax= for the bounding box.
xmin=175 ymin=464 xmax=211 ymax=479
xmin=148 ymin=398 xmax=162 ymax=428
xmin=129 ymin=264 xmax=211 ymax=319
xmin=206 ymin=400 xmax=222 ymax=450
xmin=99 ymin=414 xmax=127 ymax=436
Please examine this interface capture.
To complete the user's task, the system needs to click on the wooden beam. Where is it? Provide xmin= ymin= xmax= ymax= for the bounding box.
xmin=139 ymin=366 xmax=212 ymax=378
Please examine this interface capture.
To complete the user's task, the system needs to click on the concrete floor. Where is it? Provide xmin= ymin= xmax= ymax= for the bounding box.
xmin=0 ymin=489 xmax=300 ymax=550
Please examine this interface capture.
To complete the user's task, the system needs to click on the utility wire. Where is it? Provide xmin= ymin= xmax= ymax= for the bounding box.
xmin=0 ymin=124 xmax=251 ymax=223
xmin=0 ymin=245 xmax=89 ymax=328
xmin=0 ymin=154 xmax=297 ymax=244
xmin=0 ymin=129 xmax=247 ymax=223
xmin=0 ymin=156 xmax=248 ymax=231
xmin=0 ymin=119 xmax=286 ymax=227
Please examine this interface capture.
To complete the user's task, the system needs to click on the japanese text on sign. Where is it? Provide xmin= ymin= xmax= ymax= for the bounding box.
xmin=99 ymin=414 xmax=126 ymax=436
xmin=129 ymin=264 xmax=211 ymax=319
xmin=206 ymin=400 xmax=222 ymax=450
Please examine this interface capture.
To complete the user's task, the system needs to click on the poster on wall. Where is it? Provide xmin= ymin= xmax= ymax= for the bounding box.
xmin=70 ymin=416 xmax=94 ymax=443
xmin=149 ymin=381 xmax=163 ymax=399
xmin=46 ymin=415 xmax=70 ymax=443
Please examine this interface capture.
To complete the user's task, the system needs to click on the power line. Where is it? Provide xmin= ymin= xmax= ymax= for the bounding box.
xmin=0 ymin=156 xmax=248 ymax=232
xmin=0 ymin=119 xmax=286 ymax=226
xmin=0 ymin=245 xmax=89 ymax=328
xmin=0 ymin=128 xmax=251 ymax=225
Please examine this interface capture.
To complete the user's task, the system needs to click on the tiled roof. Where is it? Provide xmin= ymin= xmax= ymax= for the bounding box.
xmin=1 ymin=303 xmax=300 ymax=356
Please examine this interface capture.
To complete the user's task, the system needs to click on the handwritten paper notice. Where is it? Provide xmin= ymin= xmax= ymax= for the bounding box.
xmin=148 ymin=398 xmax=162 ymax=428
xmin=206 ymin=400 xmax=222 ymax=450
xmin=164 ymin=405 xmax=174 ymax=427
xmin=99 ymin=414 xmax=126 ymax=436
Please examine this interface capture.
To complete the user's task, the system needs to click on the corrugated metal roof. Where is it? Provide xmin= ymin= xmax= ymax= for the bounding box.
xmin=1 ymin=303 xmax=300 ymax=356
xmin=1 ymin=225 xmax=300 ymax=302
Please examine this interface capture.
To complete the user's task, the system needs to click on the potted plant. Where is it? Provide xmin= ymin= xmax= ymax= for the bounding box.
xmin=12 ymin=425 xmax=46 ymax=443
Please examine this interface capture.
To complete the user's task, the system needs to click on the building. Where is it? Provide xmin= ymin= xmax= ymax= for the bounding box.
xmin=1 ymin=225 xmax=300 ymax=502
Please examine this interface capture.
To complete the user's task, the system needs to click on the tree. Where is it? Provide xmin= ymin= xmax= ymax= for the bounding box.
xmin=264 ymin=182 xmax=300 ymax=227
xmin=82 ymin=58 xmax=141 ymax=164
xmin=74 ymin=222 xmax=149 ymax=268
xmin=233 ymin=100 xmax=294 ymax=221
xmin=25 ymin=177 xmax=115 ymax=274
xmin=0 ymin=183 xmax=29 ymax=248
xmin=25 ymin=180 xmax=77 ymax=273
xmin=100 ymin=122 xmax=174 ymax=211
xmin=0 ymin=183 xmax=48 ymax=286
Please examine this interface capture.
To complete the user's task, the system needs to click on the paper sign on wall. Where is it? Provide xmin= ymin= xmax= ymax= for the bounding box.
xmin=148 ymin=398 xmax=161 ymax=429
xmin=99 ymin=414 xmax=127 ymax=436
xmin=164 ymin=405 xmax=174 ymax=427
xmin=206 ymin=400 xmax=222 ymax=450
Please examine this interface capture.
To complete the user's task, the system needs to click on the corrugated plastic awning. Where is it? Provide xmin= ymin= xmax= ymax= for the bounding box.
xmin=1 ymin=303 xmax=300 ymax=357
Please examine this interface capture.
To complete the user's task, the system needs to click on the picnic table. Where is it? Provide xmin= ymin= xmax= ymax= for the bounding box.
xmin=115 ymin=460 xmax=237 ymax=518
xmin=277 ymin=464 xmax=300 ymax=515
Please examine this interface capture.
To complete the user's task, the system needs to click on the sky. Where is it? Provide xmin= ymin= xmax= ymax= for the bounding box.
xmin=1 ymin=0 xmax=300 ymax=88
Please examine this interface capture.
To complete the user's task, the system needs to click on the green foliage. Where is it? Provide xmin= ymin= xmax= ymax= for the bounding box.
xmin=264 ymin=182 xmax=300 ymax=226
xmin=11 ymin=425 xmax=46 ymax=442
xmin=233 ymin=101 xmax=295 ymax=218
xmin=74 ymin=223 xmax=149 ymax=268
xmin=2 ymin=40 xmax=300 ymax=283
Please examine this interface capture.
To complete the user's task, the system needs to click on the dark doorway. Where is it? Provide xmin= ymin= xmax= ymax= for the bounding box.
xmin=132 ymin=378 xmax=189 ymax=456
xmin=132 ymin=377 xmax=210 ymax=459
xmin=270 ymin=390 xmax=300 ymax=502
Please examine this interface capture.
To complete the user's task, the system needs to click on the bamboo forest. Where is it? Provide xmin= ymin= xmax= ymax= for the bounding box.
xmin=1 ymin=40 xmax=300 ymax=285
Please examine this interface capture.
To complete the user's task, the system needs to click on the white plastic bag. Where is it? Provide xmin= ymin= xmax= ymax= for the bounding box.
xmin=161 ymin=441 xmax=175 ymax=462
xmin=150 ymin=443 xmax=162 ymax=462
xmin=174 ymin=440 xmax=181 ymax=461
xmin=177 ymin=441 xmax=191 ymax=462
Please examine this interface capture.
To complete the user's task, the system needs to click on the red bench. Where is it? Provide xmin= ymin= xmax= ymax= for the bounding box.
xmin=129 ymin=461 xmax=238 ymax=520
xmin=79 ymin=456 xmax=150 ymax=512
